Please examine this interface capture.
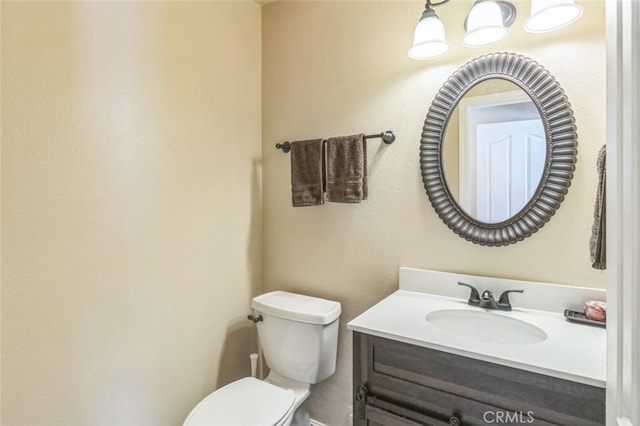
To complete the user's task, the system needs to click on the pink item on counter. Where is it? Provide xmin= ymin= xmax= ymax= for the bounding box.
xmin=584 ymin=300 xmax=606 ymax=322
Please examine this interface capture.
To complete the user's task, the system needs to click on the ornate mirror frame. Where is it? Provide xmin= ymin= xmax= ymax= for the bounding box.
xmin=420 ymin=52 xmax=577 ymax=246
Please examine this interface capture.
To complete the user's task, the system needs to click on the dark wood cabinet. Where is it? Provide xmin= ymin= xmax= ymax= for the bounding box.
xmin=353 ymin=332 xmax=605 ymax=426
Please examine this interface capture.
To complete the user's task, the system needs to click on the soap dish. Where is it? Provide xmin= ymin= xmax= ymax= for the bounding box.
xmin=564 ymin=309 xmax=606 ymax=327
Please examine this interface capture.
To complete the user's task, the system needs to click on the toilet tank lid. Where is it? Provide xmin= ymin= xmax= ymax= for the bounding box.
xmin=252 ymin=291 xmax=341 ymax=325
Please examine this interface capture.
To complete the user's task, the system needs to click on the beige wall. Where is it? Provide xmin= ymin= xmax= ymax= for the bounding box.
xmin=1 ymin=2 xmax=261 ymax=425
xmin=262 ymin=1 xmax=606 ymax=424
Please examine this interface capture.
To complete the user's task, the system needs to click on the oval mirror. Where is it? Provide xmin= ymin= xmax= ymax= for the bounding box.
xmin=421 ymin=53 xmax=577 ymax=246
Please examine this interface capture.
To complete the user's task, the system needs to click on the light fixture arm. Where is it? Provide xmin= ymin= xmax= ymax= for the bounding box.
xmin=425 ymin=0 xmax=450 ymax=8
xmin=422 ymin=0 xmax=449 ymax=14
xmin=418 ymin=0 xmax=449 ymax=22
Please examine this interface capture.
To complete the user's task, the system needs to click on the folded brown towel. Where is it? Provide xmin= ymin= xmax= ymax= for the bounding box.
xmin=590 ymin=145 xmax=606 ymax=269
xmin=290 ymin=139 xmax=325 ymax=207
xmin=326 ymin=134 xmax=366 ymax=203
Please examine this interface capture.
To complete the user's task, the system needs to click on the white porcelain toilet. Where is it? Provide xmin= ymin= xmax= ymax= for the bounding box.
xmin=183 ymin=291 xmax=341 ymax=426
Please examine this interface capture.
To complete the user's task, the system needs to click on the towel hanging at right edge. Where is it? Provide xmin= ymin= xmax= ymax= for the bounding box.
xmin=590 ymin=144 xmax=606 ymax=270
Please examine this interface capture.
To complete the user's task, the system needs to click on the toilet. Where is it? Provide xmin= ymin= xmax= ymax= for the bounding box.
xmin=183 ymin=291 xmax=341 ymax=426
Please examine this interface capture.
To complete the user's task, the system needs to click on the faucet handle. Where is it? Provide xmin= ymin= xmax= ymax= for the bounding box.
xmin=498 ymin=289 xmax=524 ymax=310
xmin=458 ymin=282 xmax=481 ymax=306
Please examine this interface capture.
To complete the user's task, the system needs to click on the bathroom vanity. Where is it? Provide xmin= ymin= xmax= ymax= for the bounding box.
xmin=348 ymin=268 xmax=606 ymax=426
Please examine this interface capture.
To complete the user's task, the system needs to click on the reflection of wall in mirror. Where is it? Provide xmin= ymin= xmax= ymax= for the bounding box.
xmin=444 ymin=107 xmax=460 ymax=199
xmin=467 ymin=78 xmax=517 ymax=97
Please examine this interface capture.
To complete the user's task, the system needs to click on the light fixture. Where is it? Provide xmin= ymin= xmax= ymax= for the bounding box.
xmin=408 ymin=0 xmax=584 ymax=60
xmin=524 ymin=0 xmax=583 ymax=33
xmin=407 ymin=0 xmax=450 ymax=60
xmin=463 ymin=0 xmax=516 ymax=47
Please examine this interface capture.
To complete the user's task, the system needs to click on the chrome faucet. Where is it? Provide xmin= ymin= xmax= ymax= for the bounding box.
xmin=458 ymin=282 xmax=524 ymax=311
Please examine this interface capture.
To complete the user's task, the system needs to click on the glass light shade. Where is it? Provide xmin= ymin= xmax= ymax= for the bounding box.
xmin=408 ymin=12 xmax=449 ymax=60
xmin=524 ymin=0 xmax=583 ymax=33
xmin=463 ymin=1 xmax=509 ymax=47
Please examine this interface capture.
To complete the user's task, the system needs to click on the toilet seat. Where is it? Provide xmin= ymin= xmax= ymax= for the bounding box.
xmin=183 ymin=377 xmax=296 ymax=426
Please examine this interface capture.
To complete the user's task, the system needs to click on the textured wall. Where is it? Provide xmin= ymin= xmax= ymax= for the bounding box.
xmin=1 ymin=2 xmax=261 ymax=425
xmin=262 ymin=1 xmax=606 ymax=424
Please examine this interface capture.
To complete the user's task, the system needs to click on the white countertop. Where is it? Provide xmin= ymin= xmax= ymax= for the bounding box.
xmin=348 ymin=288 xmax=606 ymax=388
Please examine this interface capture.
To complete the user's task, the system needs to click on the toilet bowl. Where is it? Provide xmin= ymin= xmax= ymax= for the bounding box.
xmin=183 ymin=291 xmax=341 ymax=426
xmin=182 ymin=377 xmax=296 ymax=426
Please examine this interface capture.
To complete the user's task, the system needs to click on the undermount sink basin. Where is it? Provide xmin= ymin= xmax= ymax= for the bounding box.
xmin=425 ymin=309 xmax=547 ymax=345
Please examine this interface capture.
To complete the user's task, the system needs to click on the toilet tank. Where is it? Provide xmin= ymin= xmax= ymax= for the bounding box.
xmin=251 ymin=291 xmax=341 ymax=384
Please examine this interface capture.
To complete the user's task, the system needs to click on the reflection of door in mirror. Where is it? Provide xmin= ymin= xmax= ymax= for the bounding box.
xmin=474 ymin=119 xmax=545 ymax=222
xmin=458 ymin=89 xmax=545 ymax=223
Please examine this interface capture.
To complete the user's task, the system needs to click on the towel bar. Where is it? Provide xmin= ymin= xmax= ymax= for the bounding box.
xmin=275 ymin=130 xmax=395 ymax=153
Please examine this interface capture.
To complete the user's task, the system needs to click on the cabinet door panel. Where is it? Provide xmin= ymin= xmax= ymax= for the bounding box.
xmin=365 ymin=405 xmax=431 ymax=426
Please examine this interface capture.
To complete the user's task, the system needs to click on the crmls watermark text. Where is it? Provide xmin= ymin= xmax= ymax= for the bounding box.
xmin=483 ymin=410 xmax=535 ymax=424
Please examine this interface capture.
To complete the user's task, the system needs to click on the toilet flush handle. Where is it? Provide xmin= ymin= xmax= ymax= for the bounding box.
xmin=247 ymin=314 xmax=263 ymax=323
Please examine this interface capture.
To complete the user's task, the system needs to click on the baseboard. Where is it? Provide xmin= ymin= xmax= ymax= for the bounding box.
xmin=310 ymin=419 xmax=328 ymax=426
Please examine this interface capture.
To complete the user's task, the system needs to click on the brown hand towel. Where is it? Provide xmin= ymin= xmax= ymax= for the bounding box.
xmin=590 ymin=144 xmax=606 ymax=269
xmin=290 ymin=139 xmax=325 ymax=207
xmin=326 ymin=134 xmax=366 ymax=203
xmin=363 ymin=137 xmax=368 ymax=200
